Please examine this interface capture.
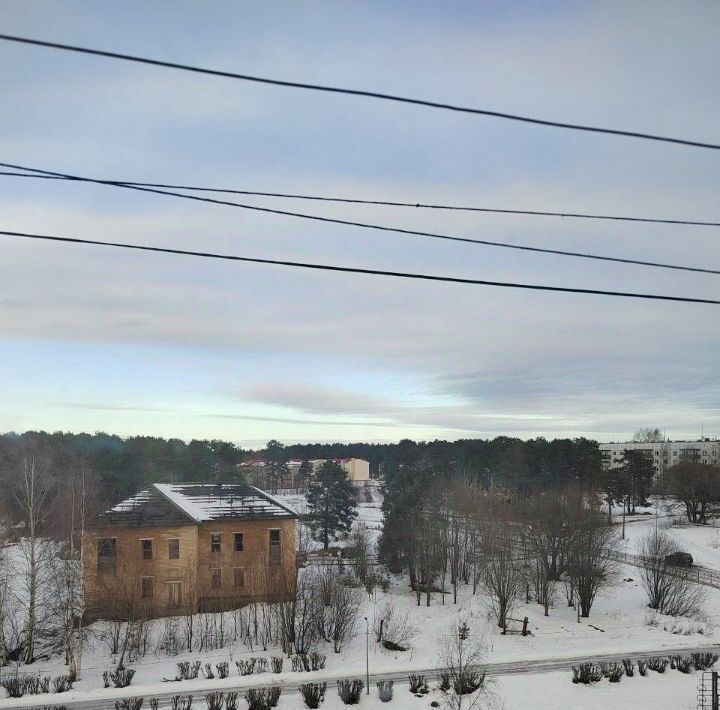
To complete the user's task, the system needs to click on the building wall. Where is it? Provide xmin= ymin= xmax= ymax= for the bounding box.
xmin=342 ymin=458 xmax=370 ymax=482
xmin=83 ymin=522 xmax=199 ymax=619
xmin=83 ymin=516 xmax=296 ymax=619
xmin=599 ymin=440 xmax=720 ymax=480
xmin=196 ymin=518 xmax=296 ymax=611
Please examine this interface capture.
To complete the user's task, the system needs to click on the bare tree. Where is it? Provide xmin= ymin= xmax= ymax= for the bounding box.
xmin=665 ymin=464 xmax=720 ymax=524
xmin=566 ymin=509 xmax=616 ymax=618
xmin=373 ymin=599 xmax=417 ymax=650
xmin=633 ymin=427 xmax=664 ymax=443
xmin=637 ymin=530 xmax=706 ymax=617
xmin=14 ymin=457 xmax=52 ymax=664
xmin=478 ymin=498 xmax=525 ymax=631
xmin=438 ymin=622 xmax=488 ymax=710
xmin=324 ymin=578 xmax=362 ymax=653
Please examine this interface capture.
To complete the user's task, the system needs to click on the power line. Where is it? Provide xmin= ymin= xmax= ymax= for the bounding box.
xmin=3 ymin=162 xmax=719 ymax=277
xmin=2 ymin=169 xmax=718 ymax=229
xmin=2 ymin=229 xmax=718 ymax=305
xmin=0 ymin=33 xmax=718 ymax=151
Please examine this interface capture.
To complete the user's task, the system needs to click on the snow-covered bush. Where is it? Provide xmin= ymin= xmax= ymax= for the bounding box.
xmin=107 ymin=668 xmax=135 ymax=688
xmin=622 ymin=659 xmax=635 ymax=677
xmin=215 ymin=661 xmax=229 ymax=679
xmin=53 ymin=674 xmax=74 ymax=692
xmin=299 ymin=682 xmax=326 ymax=709
xmin=225 ymin=691 xmax=239 ymax=710
xmin=114 ymin=698 xmax=143 ymax=710
xmin=647 ymin=657 xmax=669 ymax=673
xmin=376 ymin=680 xmax=393 ymax=702
xmin=205 ymin=691 xmax=224 ymax=710
xmin=637 ymin=660 xmax=648 ymax=676
xmin=245 ymin=687 xmax=278 ymax=710
xmin=201 ymin=663 xmax=214 ymax=679
xmin=237 ymin=659 xmax=256 ymax=675
xmin=169 ymin=695 xmax=193 ymax=710
xmin=271 ymin=656 xmax=283 ymax=673
xmin=606 ymin=664 xmax=624 ymax=683
xmin=408 ymin=674 xmax=428 ymax=694
xmin=692 ymin=652 xmax=718 ymax=670
xmin=337 ymin=679 xmax=364 ymax=705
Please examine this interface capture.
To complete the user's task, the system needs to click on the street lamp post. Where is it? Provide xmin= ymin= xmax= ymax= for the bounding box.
xmin=364 ymin=616 xmax=370 ymax=694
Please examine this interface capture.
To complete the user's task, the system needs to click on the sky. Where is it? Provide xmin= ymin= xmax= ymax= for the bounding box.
xmin=0 ymin=1 xmax=719 ymax=447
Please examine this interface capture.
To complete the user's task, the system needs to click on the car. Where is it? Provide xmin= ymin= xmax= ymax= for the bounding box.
xmin=665 ymin=552 xmax=693 ymax=568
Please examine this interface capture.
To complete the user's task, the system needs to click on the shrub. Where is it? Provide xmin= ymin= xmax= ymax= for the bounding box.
xmin=571 ymin=663 xmax=602 ymax=684
xmin=271 ymin=657 xmax=283 ymax=673
xmin=103 ymin=671 xmax=111 ymax=688
xmin=693 ymin=653 xmax=719 ymax=671
xmin=114 ymin=699 xmax=143 ymax=710
xmin=201 ymin=663 xmax=215 ymax=680
xmin=622 ymin=659 xmax=635 ymax=677
xmin=169 ymin=696 xmax=193 ymax=710
xmin=637 ymin=660 xmax=648 ymax=676
xmin=149 ymin=699 xmax=159 ymax=710
xmin=291 ymin=655 xmax=305 ymax=673
xmin=676 ymin=657 xmax=693 ymax=674
xmin=237 ymin=659 xmax=257 ymax=676
xmin=215 ymin=662 xmax=229 ymax=679
xmin=454 ymin=670 xmax=485 ymax=695
xmin=299 ymin=682 xmax=326 ymax=709
xmin=267 ymin=687 xmax=281 ymax=707
xmin=254 ymin=658 xmax=269 ymax=674
xmin=205 ymin=691 xmax=224 ymax=710
xmin=408 ymin=674 xmax=428 ymax=694
xmin=108 ymin=669 xmax=135 ymax=688
xmin=1 ymin=676 xmax=25 ymax=698
xmin=337 ymin=680 xmax=364 ymax=705
xmin=438 ymin=672 xmax=450 ymax=692
xmin=376 ymin=680 xmax=393 ymax=702
xmin=382 ymin=640 xmax=407 ymax=652
xmin=225 ymin=691 xmax=239 ymax=710
xmin=309 ymin=652 xmax=326 ymax=671
xmin=647 ymin=657 xmax=669 ymax=673
xmin=607 ymin=664 xmax=624 ymax=683
xmin=245 ymin=688 xmax=279 ymax=710
xmin=176 ymin=661 xmax=201 ymax=681
xmin=53 ymin=675 xmax=74 ymax=693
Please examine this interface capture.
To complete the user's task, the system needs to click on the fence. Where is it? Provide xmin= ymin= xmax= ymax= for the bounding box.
xmin=608 ymin=550 xmax=720 ymax=589
xmin=698 ymin=671 xmax=719 ymax=710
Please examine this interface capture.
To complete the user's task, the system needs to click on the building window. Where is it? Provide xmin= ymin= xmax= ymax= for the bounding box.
xmin=168 ymin=538 xmax=180 ymax=559
xmin=234 ymin=532 xmax=244 ymax=552
xmin=98 ymin=537 xmax=117 ymax=575
xmin=141 ymin=539 xmax=153 ymax=560
xmin=234 ymin=567 xmax=245 ymax=588
xmin=168 ymin=582 xmax=181 ymax=607
xmin=211 ymin=533 xmax=221 ymax=553
xmin=141 ymin=576 xmax=153 ymax=599
xmin=211 ymin=568 xmax=222 ymax=589
xmin=269 ymin=529 xmax=281 ymax=565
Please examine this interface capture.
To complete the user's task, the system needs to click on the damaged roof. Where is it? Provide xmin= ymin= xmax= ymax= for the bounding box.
xmin=95 ymin=481 xmax=297 ymax=527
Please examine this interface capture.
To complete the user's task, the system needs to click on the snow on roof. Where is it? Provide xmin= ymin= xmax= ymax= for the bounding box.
xmin=153 ymin=482 xmax=297 ymax=522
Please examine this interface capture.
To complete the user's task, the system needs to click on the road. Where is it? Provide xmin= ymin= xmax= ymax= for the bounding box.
xmin=14 ymin=643 xmax=719 ymax=710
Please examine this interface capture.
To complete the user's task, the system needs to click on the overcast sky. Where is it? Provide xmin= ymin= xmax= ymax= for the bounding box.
xmin=1 ymin=1 xmax=719 ymax=447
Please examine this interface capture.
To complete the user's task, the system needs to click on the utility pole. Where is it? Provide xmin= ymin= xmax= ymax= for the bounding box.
xmin=364 ymin=617 xmax=370 ymax=694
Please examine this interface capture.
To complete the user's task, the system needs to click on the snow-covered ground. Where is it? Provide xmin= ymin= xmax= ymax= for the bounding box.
xmin=1 ymin=487 xmax=717 ymax=710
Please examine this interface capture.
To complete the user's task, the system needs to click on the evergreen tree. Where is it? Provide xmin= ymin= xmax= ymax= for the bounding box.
xmin=298 ymin=459 xmax=313 ymax=490
xmin=306 ymin=460 xmax=358 ymax=550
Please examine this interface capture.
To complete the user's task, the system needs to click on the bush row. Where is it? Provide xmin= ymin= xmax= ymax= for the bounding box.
xmin=572 ymin=653 xmax=718 ymax=684
xmin=1 ymin=673 xmax=74 ymax=698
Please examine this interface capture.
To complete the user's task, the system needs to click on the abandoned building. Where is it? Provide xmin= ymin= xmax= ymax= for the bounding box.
xmin=83 ymin=482 xmax=297 ymax=619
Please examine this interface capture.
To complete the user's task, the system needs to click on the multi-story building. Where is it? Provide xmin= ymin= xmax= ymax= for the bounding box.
xmin=83 ymin=482 xmax=297 ymax=619
xmin=599 ymin=439 xmax=720 ymax=480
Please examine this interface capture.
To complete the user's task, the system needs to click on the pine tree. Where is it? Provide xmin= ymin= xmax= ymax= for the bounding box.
xmin=306 ymin=460 xmax=358 ymax=550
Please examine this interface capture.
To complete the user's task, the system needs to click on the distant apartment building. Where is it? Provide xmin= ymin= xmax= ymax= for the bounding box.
xmin=241 ymin=457 xmax=370 ymax=490
xmin=599 ymin=439 xmax=720 ymax=480
xmin=83 ymin=482 xmax=297 ymax=620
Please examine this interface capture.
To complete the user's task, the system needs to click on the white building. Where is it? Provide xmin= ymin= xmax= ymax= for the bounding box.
xmin=599 ymin=439 xmax=720 ymax=480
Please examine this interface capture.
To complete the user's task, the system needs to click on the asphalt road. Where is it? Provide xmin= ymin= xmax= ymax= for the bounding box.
xmin=15 ymin=642 xmax=719 ymax=710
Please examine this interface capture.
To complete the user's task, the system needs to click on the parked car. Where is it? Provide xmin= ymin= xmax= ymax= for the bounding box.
xmin=665 ymin=552 xmax=693 ymax=568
